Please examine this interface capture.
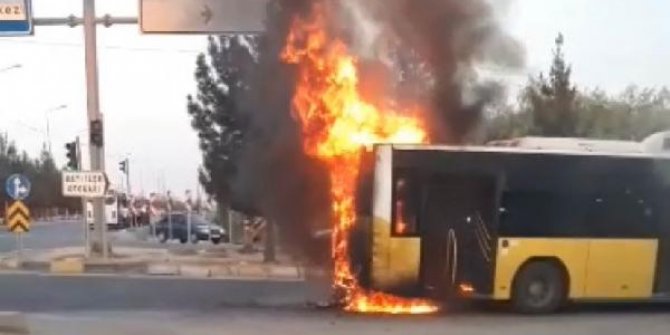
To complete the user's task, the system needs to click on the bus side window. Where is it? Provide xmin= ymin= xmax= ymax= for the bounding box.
xmin=586 ymin=190 xmax=657 ymax=237
xmin=392 ymin=174 xmax=418 ymax=236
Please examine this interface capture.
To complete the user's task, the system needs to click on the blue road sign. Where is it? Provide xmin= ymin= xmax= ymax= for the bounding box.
xmin=5 ymin=174 xmax=31 ymax=200
xmin=0 ymin=0 xmax=33 ymax=36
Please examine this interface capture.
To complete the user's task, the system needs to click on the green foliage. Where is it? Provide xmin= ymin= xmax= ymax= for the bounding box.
xmin=486 ymin=34 xmax=670 ymax=142
xmin=187 ymin=36 xmax=259 ymax=206
xmin=577 ymin=86 xmax=670 ymax=140
xmin=0 ymin=135 xmax=78 ymax=217
xmin=522 ymin=33 xmax=579 ymax=137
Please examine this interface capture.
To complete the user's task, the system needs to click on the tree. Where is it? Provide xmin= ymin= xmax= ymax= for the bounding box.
xmin=578 ymin=86 xmax=670 ymax=140
xmin=522 ymin=33 xmax=579 ymax=136
xmin=0 ymin=134 xmax=78 ymax=218
xmin=187 ymin=35 xmax=259 ymax=223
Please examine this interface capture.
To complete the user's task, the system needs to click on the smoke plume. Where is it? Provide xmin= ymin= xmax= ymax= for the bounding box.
xmin=231 ymin=0 xmax=523 ymax=261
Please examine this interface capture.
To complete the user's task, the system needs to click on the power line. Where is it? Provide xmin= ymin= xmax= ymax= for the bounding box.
xmin=0 ymin=38 xmax=202 ymax=54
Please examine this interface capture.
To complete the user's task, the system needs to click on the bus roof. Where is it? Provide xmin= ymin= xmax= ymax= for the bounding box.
xmin=487 ymin=137 xmax=642 ymax=153
xmin=387 ymin=143 xmax=670 ymax=161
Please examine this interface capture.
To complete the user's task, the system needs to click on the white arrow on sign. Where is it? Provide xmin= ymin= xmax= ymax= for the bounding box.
xmin=62 ymin=171 xmax=109 ymax=198
xmin=140 ymin=0 xmax=268 ymax=34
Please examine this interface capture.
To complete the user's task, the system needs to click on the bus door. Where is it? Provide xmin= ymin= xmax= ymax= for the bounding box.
xmin=420 ymin=174 xmax=498 ymax=300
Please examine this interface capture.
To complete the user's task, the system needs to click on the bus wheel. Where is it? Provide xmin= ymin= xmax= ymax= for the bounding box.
xmin=512 ymin=261 xmax=566 ymax=314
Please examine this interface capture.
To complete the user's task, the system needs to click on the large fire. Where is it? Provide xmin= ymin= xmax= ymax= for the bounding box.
xmin=281 ymin=3 xmax=438 ymax=314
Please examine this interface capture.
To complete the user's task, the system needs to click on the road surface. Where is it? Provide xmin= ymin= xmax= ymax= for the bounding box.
xmin=20 ymin=303 xmax=670 ymax=335
xmin=0 ymin=273 xmax=310 ymax=311
xmin=0 ymin=220 xmax=218 ymax=253
xmin=0 ymin=272 xmax=668 ymax=334
xmin=0 ymin=220 xmax=84 ymax=253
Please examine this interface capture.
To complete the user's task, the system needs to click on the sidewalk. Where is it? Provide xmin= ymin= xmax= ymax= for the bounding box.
xmin=0 ymin=244 xmax=305 ymax=281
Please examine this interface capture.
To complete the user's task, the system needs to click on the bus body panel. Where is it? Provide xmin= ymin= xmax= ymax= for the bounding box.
xmin=494 ymin=238 xmax=657 ymax=300
xmin=370 ymin=145 xmax=422 ymax=293
xmin=584 ymin=239 xmax=657 ymax=298
xmin=370 ymin=216 xmax=421 ymax=292
xmin=493 ymin=238 xmax=590 ymax=300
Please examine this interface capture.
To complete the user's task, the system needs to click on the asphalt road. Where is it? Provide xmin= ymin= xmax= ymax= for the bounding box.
xmin=0 ymin=273 xmax=310 ymax=312
xmin=0 ymin=220 xmax=219 ymax=253
xmin=0 ymin=272 xmax=668 ymax=334
xmin=21 ymin=302 xmax=670 ymax=335
xmin=0 ymin=220 xmax=84 ymax=253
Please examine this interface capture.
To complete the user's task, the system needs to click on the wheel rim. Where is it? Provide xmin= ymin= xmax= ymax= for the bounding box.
xmin=526 ymin=278 xmax=553 ymax=306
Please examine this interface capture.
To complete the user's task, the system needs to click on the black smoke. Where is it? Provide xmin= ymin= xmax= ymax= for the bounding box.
xmin=230 ymin=0 xmax=523 ymax=262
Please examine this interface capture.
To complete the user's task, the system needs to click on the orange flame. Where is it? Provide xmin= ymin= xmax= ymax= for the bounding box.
xmin=281 ymin=3 xmax=438 ymax=314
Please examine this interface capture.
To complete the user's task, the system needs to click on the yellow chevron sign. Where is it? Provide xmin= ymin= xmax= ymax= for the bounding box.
xmin=7 ymin=200 xmax=30 ymax=233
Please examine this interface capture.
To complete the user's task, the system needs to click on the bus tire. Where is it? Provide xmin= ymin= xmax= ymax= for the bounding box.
xmin=511 ymin=261 xmax=566 ymax=314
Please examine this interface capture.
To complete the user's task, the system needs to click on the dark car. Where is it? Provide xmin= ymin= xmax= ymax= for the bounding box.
xmin=154 ymin=213 xmax=227 ymax=244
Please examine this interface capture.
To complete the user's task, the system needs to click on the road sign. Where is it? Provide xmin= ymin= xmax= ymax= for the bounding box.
xmin=7 ymin=200 xmax=29 ymax=233
xmin=0 ymin=0 xmax=33 ymax=36
xmin=5 ymin=174 xmax=31 ymax=200
xmin=62 ymin=171 xmax=109 ymax=198
xmin=140 ymin=0 xmax=268 ymax=34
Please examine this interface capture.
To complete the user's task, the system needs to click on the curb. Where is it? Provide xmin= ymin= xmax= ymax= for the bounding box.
xmin=145 ymin=262 xmax=304 ymax=280
xmin=84 ymin=260 xmax=147 ymax=274
xmin=0 ymin=311 xmax=29 ymax=334
xmin=50 ymin=258 xmax=84 ymax=274
xmin=0 ymin=252 xmax=304 ymax=281
xmin=2 ymin=260 xmax=303 ymax=280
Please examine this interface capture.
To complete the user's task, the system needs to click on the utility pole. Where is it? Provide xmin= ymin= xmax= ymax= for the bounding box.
xmin=83 ymin=0 xmax=107 ymax=259
xmin=45 ymin=104 xmax=67 ymax=155
xmin=75 ymin=136 xmax=90 ymax=258
xmin=125 ymin=158 xmax=131 ymax=197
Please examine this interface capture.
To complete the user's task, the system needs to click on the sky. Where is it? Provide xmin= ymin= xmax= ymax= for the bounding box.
xmin=1 ymin=0 xmax=669 ymax=198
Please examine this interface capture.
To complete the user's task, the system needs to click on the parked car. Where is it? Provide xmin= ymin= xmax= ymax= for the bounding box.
xmin=154 ymin=213 xmax=227 ymax=244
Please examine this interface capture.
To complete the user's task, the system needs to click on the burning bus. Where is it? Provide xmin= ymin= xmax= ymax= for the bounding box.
xmin=350 ymin=139 xmax=670 ymax=313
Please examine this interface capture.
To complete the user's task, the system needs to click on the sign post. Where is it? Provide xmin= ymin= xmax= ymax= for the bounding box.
xmin=166 ymin=191 xmax=173 ymax=241
xmin=0 ymin=0 xmax=33 ymax=36
xmin=185 ymin=190 xmax=192 ymax=244
xmin=62 ymin=169 xmax=108 ymax=258
xmin=5 ymin=174 xmax=31 ymax=264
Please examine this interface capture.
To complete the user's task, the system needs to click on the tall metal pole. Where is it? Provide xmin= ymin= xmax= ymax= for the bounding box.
xmin=125 ymin=158 xmax=131 ymax=196
xmin=83 ymin=0 xmax=108 ymax=259
xmin=76 ymin=136 xmax=90 ymax=258
xmin=45 ymin=105 xmax=66 ymax=155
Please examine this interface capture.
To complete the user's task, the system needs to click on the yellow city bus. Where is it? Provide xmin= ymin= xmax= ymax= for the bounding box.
xmin=351 ymin=143 xmax=670 ymax=313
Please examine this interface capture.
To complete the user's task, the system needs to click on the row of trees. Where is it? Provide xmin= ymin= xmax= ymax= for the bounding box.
xmin=485 ymin=34 xmax=670 ymax=142
xmin=0 ymin=134 xmax=78 ymax=218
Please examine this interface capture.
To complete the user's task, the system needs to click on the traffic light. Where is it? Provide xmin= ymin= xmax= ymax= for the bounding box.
xmin=90 ymin=119 xmax=104 ymax=147
xmin=119 ymin=160 xmax=128 ymax=174
xmin=65 ymin=141 xmax=78 ymax=170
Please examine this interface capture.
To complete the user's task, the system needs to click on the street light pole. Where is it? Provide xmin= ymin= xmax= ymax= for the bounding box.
xmin=44 ymin=104 xmax=67 ymax=155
